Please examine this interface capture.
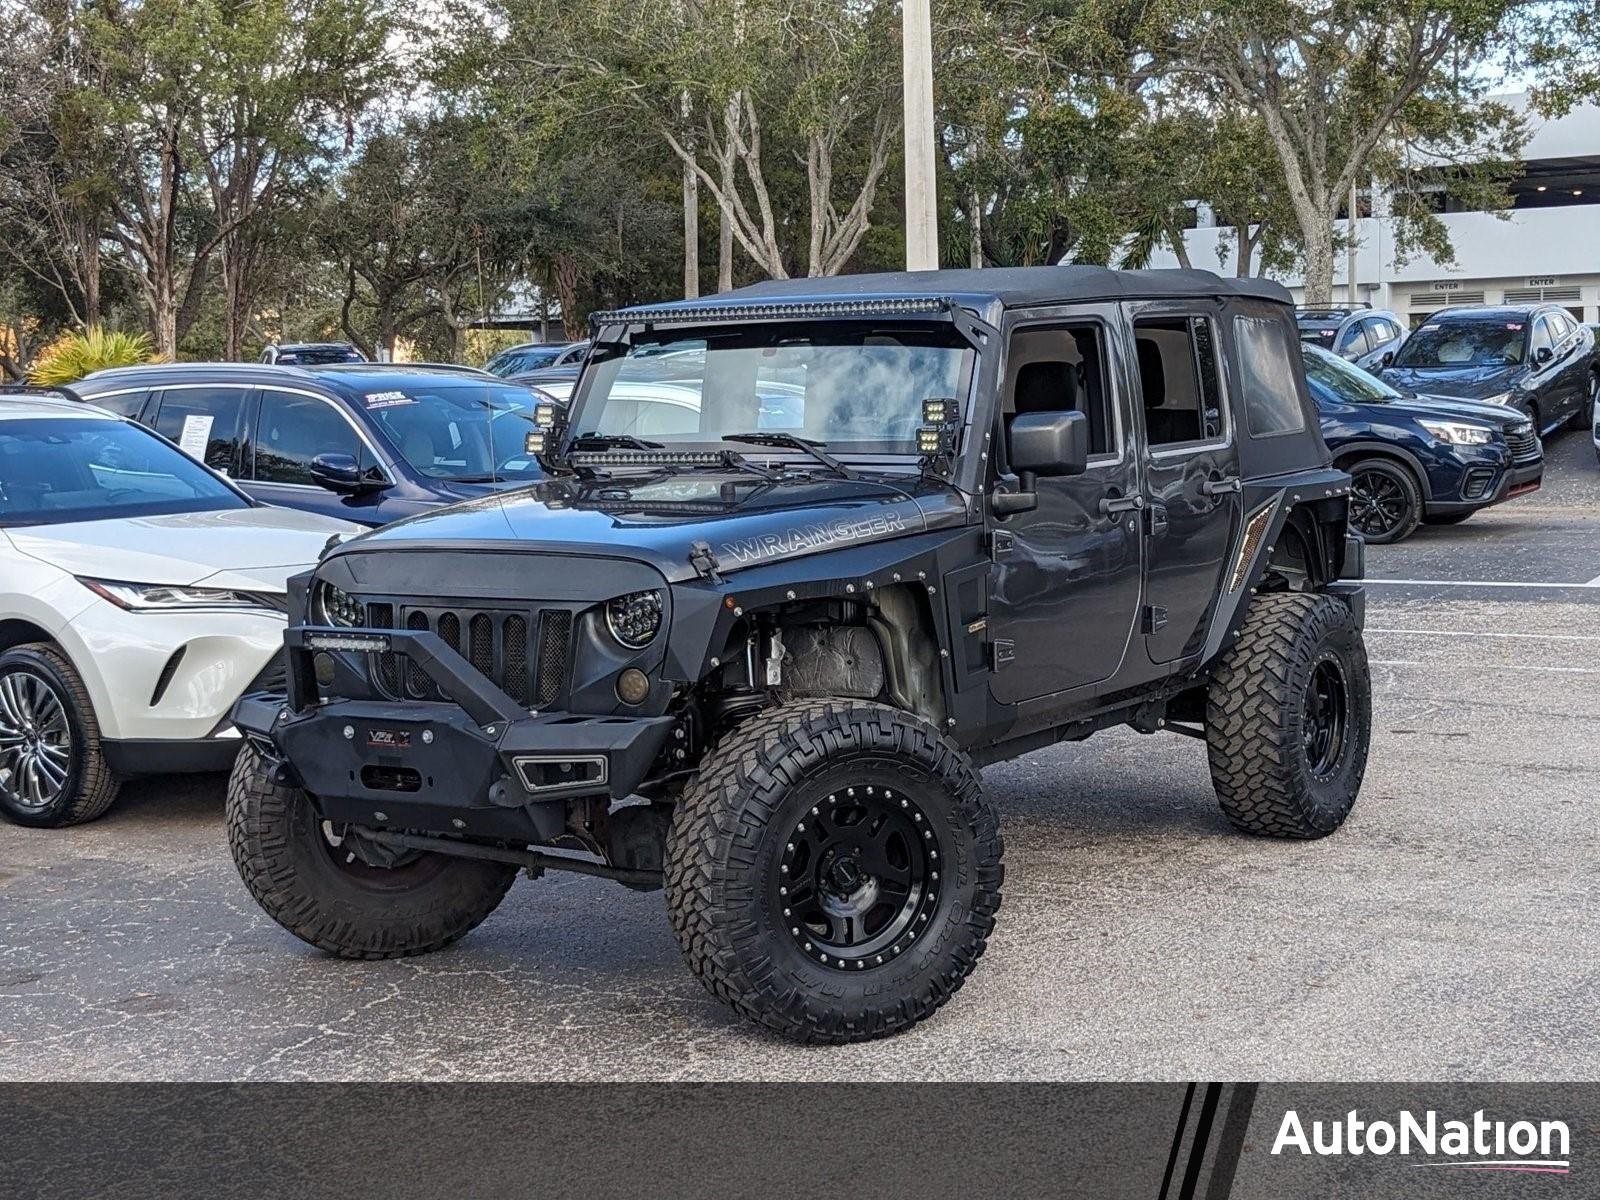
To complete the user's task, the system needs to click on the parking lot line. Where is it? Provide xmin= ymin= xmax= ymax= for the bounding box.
xmin=1367 ymin=578 xmax=1600 ymax=589
xmin=1368 ymin=628 xmax=1600 ymax=642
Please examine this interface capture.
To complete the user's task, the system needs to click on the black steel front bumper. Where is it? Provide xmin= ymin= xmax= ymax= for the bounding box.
xmin=232 ymin=625 xmax=674 ymax=841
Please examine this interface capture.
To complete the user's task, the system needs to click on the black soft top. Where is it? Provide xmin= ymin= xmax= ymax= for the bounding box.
xmin=722 ymin=266 xmax=1291 ymax=310
xmin=595 ymin=268 xmax=1292 ymax=332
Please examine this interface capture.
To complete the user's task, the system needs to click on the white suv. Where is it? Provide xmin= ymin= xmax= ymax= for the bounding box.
xmin=0 ymin=393 xmax=358 ymax=827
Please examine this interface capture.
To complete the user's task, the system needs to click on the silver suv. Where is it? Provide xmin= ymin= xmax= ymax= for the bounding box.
xmin=1296 ymin=306 xmax=1407 ymax=372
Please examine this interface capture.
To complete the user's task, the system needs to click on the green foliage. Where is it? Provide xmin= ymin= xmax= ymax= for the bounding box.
xmin=29 ymin=327 xmax=155 ymax=385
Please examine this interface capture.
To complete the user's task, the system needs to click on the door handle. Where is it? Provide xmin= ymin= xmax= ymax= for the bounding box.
xmin=1099 ymin=493 xmax=1145 ymax=516
xmin=1201 ymin=476 xmax=1241 ymax=496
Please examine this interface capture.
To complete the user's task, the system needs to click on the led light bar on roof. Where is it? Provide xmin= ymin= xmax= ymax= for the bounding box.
xmin=589 ymin=296 xmax=954 ymax=327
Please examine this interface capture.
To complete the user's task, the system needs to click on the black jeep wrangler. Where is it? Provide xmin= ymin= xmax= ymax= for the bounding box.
xmin=227 ymin=267 xmax=1370 ymax=1043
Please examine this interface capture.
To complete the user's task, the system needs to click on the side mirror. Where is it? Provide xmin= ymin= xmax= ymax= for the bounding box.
xmin=1380 ymin=351 xmax=1395 ymax=368
xmin=1010 ymin=409 xmax=1089 ymax=478
xmin=1535 ymin=345 xmax=1554 ymax=365
xmin=311 ymin=452 xmax=386 ymax=495
xmin=994 ymin=411 xmax=1089 ymax=514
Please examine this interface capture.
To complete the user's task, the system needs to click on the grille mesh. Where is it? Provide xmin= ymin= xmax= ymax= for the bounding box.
xmin=357 ymin=600 xmax=571 ymax=708
xmin=537 ymin=611 xmax=573 ymax=708
xmin=1506 ymin=427 xmax=1541 ymax=464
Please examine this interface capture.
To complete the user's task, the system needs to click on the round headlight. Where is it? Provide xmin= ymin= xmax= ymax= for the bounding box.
xmin=315 ymin=581 xmax=363 ymax=628
xmin=605 ymin=589 xmax=664 ymax=649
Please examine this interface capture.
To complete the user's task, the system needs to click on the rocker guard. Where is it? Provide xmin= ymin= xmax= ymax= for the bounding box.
xmin=231 ymin=625 xmax=675 ymax=841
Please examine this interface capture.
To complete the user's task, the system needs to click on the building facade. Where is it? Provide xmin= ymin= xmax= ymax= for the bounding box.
xmin=1148 ymin=95 xmax=1600 ymax=325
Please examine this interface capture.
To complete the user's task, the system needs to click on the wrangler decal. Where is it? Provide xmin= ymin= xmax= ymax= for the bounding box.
xmin=719 ymin=512 xmax=909 ymax=565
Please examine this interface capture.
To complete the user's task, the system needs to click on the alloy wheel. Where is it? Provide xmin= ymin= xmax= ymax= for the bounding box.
xmin=776 ymin=782 xmax=943 ymax=970
xmin=1302 ymin=656 xmax=1350 ymax=780
xmin=1349 ymin=470 xmax=1408 ymax=538
xmin=0 ymin=669 xmax=73 ymax=811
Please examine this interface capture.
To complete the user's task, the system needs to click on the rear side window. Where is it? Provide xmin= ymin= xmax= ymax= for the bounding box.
xmin=1234 ymin=316 xmax=1309 ymax=437
xmin=87 ymin=390 xmax=152 ymax=420
xmin=151 ymin=386 xmax=246 ymax=472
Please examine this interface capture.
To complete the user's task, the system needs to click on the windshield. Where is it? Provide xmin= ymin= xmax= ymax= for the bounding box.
xmin=488 ymin=345 xmax=566 ymax=376
xmin=0 ymin=417 xmax=249 ymax=527
xmin=1300 ymin=345 xmax=1402 ymax=405
xmin=572 ymin=328 xmax=973 ymax=456
xmin=359 ymin=380 xmax=552 ymax=482
xmin=1392 ymin=318 xmax=1526 ymax=368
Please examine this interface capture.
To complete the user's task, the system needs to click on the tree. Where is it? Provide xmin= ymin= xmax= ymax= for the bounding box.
xmin=1170 ymin=0 xmax=1526 ymax=301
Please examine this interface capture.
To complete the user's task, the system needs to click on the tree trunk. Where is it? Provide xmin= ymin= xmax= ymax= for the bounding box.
xmin=1301 ymin=215 xmax=1335 ymax=304
xmin=1234 ymin=224 xmax=1255 ymax=277
xmin=552 ymin=254 xmax=584 ymax=339
xmin=968 ymin=187 xmax=983 ymax=269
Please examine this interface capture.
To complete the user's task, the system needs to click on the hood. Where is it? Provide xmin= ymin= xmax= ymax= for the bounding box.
xmin=1386 ymin=392 xmax=1533 ymax=430
xmin=429 ymin=477 xmax=539 ymax=503
xmin=7 ymin=505 xmax=361 ymax=591
xmin=344 ymin=470 xmax=969 ymax=582
xmin=1379 ymin=362 xmax=1519 ymax=400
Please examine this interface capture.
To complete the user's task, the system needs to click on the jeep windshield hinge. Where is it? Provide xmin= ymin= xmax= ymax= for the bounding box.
xmin=689 ymin=539 xmax=724 ymax=583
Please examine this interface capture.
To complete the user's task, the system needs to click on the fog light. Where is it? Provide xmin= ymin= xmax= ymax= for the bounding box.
xmin=616 ymin=668 xmax=650 ymax=706
xmin=313 ymin=651 xmax=336 ymax=686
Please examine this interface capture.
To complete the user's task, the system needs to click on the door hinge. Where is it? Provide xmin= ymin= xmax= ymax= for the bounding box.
xmin=1142 ymin=605 xmax=1168 ymax=634
xmin=990 ymin=639 xmax=1015 ymax=668
xmin=1145 ymin=503 xmax=1169 ymax=537
xmin=990 ymin=530 xmax=1016 ymax=557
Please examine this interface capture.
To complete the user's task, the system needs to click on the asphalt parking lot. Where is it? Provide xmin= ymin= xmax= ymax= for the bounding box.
xmin=2 ymin=434 xmax=1597 ymax=1082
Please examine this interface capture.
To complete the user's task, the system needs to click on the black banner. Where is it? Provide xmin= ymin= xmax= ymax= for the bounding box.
xmin=0 ymin=1083 xmax=1589 ymax=1198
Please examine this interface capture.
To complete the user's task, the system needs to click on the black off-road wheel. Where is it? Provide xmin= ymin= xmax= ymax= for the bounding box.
xmin=227 ymin=745 xmax=517 ymax=959
xmin=0 ymin=644 xmax=120 ymax=828
xmin=1345 ymin=457 xmax=1421 ymax=545
xmin=1205 ymin=592 xmax=1371 ymax=839
xmin=664 ymin=699 xmax=1003 ymax=1044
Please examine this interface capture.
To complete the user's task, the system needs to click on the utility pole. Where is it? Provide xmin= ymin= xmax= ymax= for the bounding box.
xmin=902 ymin=0 xmax=938 ymax=271
xmin=1348 ymin=180 xmax=1359 ymax=305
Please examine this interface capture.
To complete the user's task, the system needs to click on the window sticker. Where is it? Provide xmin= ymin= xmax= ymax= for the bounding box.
xmin=177 ymin=413 xmax=214 ymax=457
xmin=1505 ymin=323 xmax=1524 ymax=331
xmin=364 ymin=391 xmax=415 ymax=409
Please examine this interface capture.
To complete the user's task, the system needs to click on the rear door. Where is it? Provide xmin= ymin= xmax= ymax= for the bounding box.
xmin=1130 ymin=304 xmax=1242 ymax=666
xmin=148 ymin=384 xmax=249 ymax=476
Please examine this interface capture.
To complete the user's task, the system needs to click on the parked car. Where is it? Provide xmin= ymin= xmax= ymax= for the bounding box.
xmin=508 ymin=365 xmax=581 ymax=399
xmin=70 ymin=363 xmax=554 ymax=526
xmin=1302 ymin=345 xmax=1542 ymax=543
xmin=261 ymin=342 xmax=366 ymax=366
xmin=0 ymin=391 xmax=358 ymax=827
xmin=1296 ymin=305 xmax=1408 ymax=372
xmin=485 ymin=340 xmax=590 ymax=377
xmin=1378 ymin=304 xmax=1598 ymax=436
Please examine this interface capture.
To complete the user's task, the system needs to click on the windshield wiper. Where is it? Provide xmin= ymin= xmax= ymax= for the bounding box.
xmin=722 ymin=432 xmax=856 ymax=479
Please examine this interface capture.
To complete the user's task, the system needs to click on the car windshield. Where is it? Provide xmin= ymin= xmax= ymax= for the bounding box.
xmin=360 ymin=380 xmax=550 ymax=482
xmin=1301 ymin=345 xmax=1402 ymax=405
xmin=571 ymin=328 xmax=974 ymax=457
xmin=1392 ymin=318 xmax=1526 ymax=368
xmin=278 ymin=347 xmax=363 ymax=365
xmin=0 ymin=417 xmax=249 ymax=527
xmin=489 ymin=345 xmax=566 ymax=376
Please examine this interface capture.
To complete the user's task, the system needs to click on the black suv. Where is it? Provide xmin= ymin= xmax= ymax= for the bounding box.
xmin=1380 ymin=304 xmax=1598 ymax=436
xmin=226 ymin=268 xmax=1370 ymax=1043
xmin=73 ymin=364 xmax=552 ymax=526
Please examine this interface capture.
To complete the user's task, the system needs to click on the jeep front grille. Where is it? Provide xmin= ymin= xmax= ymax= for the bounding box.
xmin=362 ymin=601 xmax=571 ymax=709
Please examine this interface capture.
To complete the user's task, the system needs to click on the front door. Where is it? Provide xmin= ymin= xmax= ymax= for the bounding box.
xmin=986 ymin=309 xmax=1143 ymax=706
xmin=1129 ymin=305 xmax=1243 ymax=665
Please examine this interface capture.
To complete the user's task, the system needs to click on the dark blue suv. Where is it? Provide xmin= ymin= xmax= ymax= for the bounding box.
xmin=72 ymin=363 xmax=551 ymax=526
xmin=1303 ymin=345 xmax=1543 ymax=543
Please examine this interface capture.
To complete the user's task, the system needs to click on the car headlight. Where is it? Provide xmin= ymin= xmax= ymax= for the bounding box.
xmin=1479 ymin=392 xmax=1513 ymax=406
xmin=80 ymin=578 xmax=283 ymax=613
xmin=1418 ymin=419 xmax=1494 ymax=446
xmin=605 ymin=589 xmax=664 ymax=649
xmin=313 ymin=580 xmax=364 ymax=627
